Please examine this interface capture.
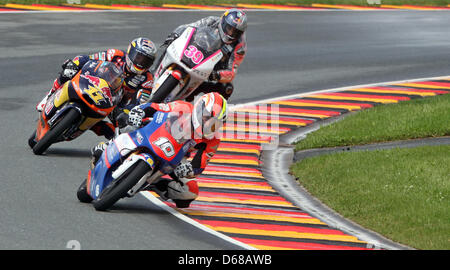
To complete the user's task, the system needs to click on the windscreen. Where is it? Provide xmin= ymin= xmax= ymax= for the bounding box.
xmin=193 ymin=26 xmax=222 ymax=53
xmin=81 ymin=60 xmax=124 ymax=91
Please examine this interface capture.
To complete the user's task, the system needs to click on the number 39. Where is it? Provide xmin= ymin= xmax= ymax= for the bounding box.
xmin=184 ymin=45 xmax=204 ymax=64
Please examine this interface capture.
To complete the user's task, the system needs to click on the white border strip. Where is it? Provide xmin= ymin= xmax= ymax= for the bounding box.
xmin=139 ymin=191 xmax=257 ymax=250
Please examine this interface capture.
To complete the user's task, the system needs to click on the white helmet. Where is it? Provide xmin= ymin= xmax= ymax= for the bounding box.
xmin=192 ymin=92 xmax=228 ymax=140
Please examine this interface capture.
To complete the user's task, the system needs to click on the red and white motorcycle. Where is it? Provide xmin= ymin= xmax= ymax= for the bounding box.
xmin=150 ymin=26 xmax=223 ymax=103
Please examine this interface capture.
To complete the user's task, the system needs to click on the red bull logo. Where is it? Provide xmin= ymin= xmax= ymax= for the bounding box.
xmin=101 ymin=87 xmax=113 ymax=103
xmin=81 ymin=74 xmax=101 ymax=87
xmin=233 ymin=11 xmax=245 ymax=24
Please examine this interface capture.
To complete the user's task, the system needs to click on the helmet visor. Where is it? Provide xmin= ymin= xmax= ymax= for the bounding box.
xmin=221 ymin=23 xmax=243 ymax=42
xmin=127 ymin=49 xmax=155 ymax=70
xmin=95 ymin=62 xmax=124 ymax=92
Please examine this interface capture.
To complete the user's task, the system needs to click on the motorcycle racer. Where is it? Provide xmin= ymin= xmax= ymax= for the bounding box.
xmin=91 ymin=92 xmax=228 ymax=208
xmin=35 ymin=37 xmax=157 ymax=139
xmin=151 ymin=9 xmax=247 ymax=101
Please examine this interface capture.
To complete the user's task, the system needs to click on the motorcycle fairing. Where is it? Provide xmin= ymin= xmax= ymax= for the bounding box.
xmin=180 ymin=27 xmax=223 ymax=73
xmin=71 ymin=72 xmax=115 ymax=117
xmin=87 ymin=146 xmax=155 ymax=200
xmin=36 ymin=65 xmax=118 ymax=142
xmin=36 ymin=83 xmax=84 ymax=142
xmin=152 ymin=27 xmax=224 ymax=102
xmin=87 ymin=111 xmax=193 ymax=199
xmin=172 ymin=27 xmax=223 ymax=80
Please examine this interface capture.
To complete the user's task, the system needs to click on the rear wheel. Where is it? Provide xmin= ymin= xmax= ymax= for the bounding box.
xmin=32 ymin=108 xmax=80 ymax=155
xmin=93 ymin=160 xmax=151 ymax=211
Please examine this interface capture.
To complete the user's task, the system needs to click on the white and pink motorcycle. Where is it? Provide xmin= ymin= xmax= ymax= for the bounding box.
xmin=149 ymin=26 xmax=224 ymax=103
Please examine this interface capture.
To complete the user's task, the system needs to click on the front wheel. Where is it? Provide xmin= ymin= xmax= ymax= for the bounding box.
xmin=77 ymin=179 xmax=93 ymax=203
xmin=93 ymin=160 xmax=151 ymax=211
xmin=28 ymin=131 xmax=37 ymax=149
xmin=32 ymin=108 xmax=80 ymax=155
xmin=149 ymin=73 xmax=181 ymax=103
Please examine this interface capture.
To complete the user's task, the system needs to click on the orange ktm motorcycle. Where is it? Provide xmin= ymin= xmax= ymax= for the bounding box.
xmin=29 ymin=60 xmax=124 ymax=155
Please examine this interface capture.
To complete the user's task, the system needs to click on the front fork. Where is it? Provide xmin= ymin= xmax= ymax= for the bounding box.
xmin=151 ymin=65 xmax=188 ymax=103
xmin=111 ymin=152 xmax=160 ymax=197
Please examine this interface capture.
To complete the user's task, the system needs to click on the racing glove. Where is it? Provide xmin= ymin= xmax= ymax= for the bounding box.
xmin=173 ymin=162 xmax=195 ymax=179
xmin=163 ymin=32 xmax=180 ymax=46
xmin=127 ymin=106 xmax=145 ymax=127
xmin=90 ymin=141 xmax=109 ymax=168
xmin=60 ymin=59 xmax=80 ymax=80
xmin=222 ymin=83 xmax=234 ymax=100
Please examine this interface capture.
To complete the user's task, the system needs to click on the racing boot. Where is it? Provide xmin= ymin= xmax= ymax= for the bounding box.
xmin=147 ymin=178 xmax=171 ymax=201
xmin=36 ymin=78 xmax=61 ymax=112
xmin=146 ymin=177 xmax=197 ymax=208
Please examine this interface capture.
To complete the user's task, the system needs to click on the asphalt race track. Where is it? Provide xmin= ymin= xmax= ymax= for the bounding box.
xmin=1 ymin=10 xmax=450 ymax=249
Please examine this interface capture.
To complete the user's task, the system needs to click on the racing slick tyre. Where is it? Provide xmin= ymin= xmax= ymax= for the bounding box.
xmin=77 ymin=179 xmax=93 ymax=203
xmin=149 ymin=73 xmax=181 ymax=103
xmin=28 ymin=131 xmax=37 ymax=149
xmin=32 ymin=108 xmax=80 ymax=155
xmin=93 ymin=160 xmax=151 ymax=211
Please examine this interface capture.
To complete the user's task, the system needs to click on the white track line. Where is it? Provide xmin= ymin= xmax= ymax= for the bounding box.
xmin=139 ymin=191 xmax=257 ymax=250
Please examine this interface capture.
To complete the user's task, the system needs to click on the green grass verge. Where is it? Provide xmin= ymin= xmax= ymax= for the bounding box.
xmin=292 ymin=94 xmax=450 ymax=249
xmin=295 ymin=94 xmax=450 ymax=151
xmin=1 ymin=0 xmax=450 ymax=7
xmin=291 ymin=145 xmax=450 ymax=249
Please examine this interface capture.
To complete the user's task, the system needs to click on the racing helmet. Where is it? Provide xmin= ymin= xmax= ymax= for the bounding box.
xmin=192 ymin=92 xmax=228 ymax=140
xmin=125 ymin=37 xmax=157 ymax=75
xmin=218 ymin=9 xmax=247 ymax=44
